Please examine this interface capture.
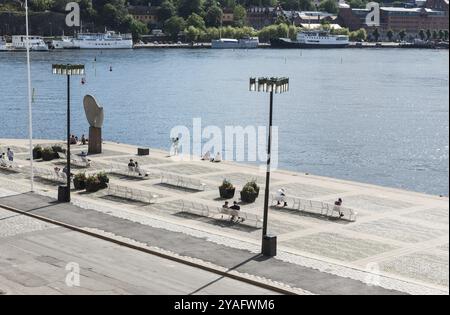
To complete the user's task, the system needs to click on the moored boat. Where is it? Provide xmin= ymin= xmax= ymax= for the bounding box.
xmin=211 ymin=37 xmax=259 ymax=49
xmin=271 ymin=30 xmax=349 ymax=48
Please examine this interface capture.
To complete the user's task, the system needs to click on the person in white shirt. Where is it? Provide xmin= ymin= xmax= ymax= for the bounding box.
xmin=276 ymin=188 xmax=288 ymax=207
xmin=212 ymin=152 xmax=222 ymax=163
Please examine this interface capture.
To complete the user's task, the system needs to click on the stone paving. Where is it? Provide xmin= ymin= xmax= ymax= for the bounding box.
xmin=0 ymin=138 xmax=448 ymax=295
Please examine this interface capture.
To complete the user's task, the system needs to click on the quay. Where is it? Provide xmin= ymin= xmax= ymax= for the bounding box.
xmin=0 ymin=138 xmax=448 ymax=295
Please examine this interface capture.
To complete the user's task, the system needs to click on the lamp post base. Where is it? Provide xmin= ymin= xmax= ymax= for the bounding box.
xmin=262 ymin=235 xmax=277 ymax=257
xmin=58 ymin=185 xmax=70 ymax=203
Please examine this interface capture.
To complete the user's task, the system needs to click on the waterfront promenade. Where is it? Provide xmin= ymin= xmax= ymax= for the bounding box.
xmin=0 ymin=138 xmax=448 ymax=295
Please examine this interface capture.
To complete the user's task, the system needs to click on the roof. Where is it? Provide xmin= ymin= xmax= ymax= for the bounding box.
xmin=300 ymin=23 xmax=342 ymax=29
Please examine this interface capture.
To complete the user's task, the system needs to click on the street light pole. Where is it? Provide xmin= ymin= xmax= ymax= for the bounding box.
xmin=25 ymin=0 xmax=34 ymax=192
xmin=249 ymin=77 xmax=289 ymax=257
xmin=52 ymin=64 xmax=85 ymax=202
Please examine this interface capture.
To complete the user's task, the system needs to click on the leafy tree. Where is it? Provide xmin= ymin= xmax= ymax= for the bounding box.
xmin=205 ymin=5 xmax=222 ymax=27
xmin=444 ymin=30 xmax=449 ymax=41
xmin=372 ymin=28 xmax=380 ymax=42
xmin=158 ymin=0 xmax=176 ymax=22
xmin=398 ymin=29 xmax=406 ymax=41
xmin=185 ymin=25 xmax=200 ymax=41
xmin=233 ymin=4 xmax=246 ymax=27
xmin=432 ymin=30 xmax=438 ymax=40
xmin=426 ymin=29 xmax=432 ymax=40
xmin=280 ymin=0 xmax=314 ymax=10
xmin=164 ymin=16 xmax=186 ymax=38
xmin=186 ymin=12 xmax=206 ymax=30
xmin=318 ymin=0 xmax=338 ymax=14
xmin=418 ymin=29 xmax=425 ymax=40
xmin=122 ymin=15 xmax=148 ymax=39
xmin=438 ymin=29 xmax=444 ymax=40
xmin=30 ymin=0 xmax=54 ymax=11
xmin=386 ymin=29 xmax=393 ymax=41
xmin=349 ymin=28 xmax=367 ymax=41
xmin=178 ymin=0 xmax=204 ymax=18
xmin=348 ymin=0 xmax=366 ymax=8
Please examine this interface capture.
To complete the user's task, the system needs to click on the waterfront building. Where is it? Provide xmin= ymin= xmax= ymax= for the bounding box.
xmin=222 ymin=8 xmax=235 ymax=25
xmin=291 ymin=11 xmax=339 ymax=27
xmin=246 ymin=6 xmax=285 ymax=29
xmin=128 ymin=4 xmax=159 ymax=27
xmin=338 ymin=0 xmax=449 ymax=37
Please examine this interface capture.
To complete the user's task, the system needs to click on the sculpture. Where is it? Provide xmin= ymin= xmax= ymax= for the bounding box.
xmin=83 ymin=95 xmax=104 ymax=154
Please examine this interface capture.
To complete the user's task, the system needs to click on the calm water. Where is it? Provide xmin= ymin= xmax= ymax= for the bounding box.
xmin=0 ymin=49 xmax=448 ymax=196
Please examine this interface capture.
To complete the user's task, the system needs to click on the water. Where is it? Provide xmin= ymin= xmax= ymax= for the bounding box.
xmin=0 ymin=49 xmax=448 ymax=196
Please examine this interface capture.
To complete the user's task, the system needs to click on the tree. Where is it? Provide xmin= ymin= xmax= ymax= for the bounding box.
xmin=30 ymin=0 xmax=54 ymax=11
xmin=233 ymin=4 xmax=246 ymax=27
xmin=318 ymin=0 xmax=339 ymax=14
xmin=187 ymin=12 xmax=206 ymax=30
xmin=205 ymin=5 xmax=223 ymax=27
xmin=349 ymin=28 xmax=367 ymax=41
xmin=432 ymin=30 xmax=438 ymax=40
xmin=418 ymin=29 xmax=425 ymax=41
xmin=438 ymin=29 xmax=444 ymax=40
xmin=280 ymin=0 xmax=314 ymax=10
xmin=158 ymin=0 xmax=176 ymax=22
xmin=426 ymin=29 xmax=432 ymax=40
xmin=185 ymin=25 xmax=200 ymax=41
xmin=178 ymin=0 xmax=204 ymax=18
xmin=122 ymin=15 xmax=148 ymax=39
xmin=372 ymin=28 xmax=380 ymax=42
xmin=398 ymin=29 xmax=406 ymax=41
xmin=164 ymin=16 xmax=186 ymax=39
xmin=444 ymin=30 xmax=449 ymax=41
xmin=386 ymin=29 xmax=393 ymax=42
xmin=348 ymin=0 xmax=366 ymax=8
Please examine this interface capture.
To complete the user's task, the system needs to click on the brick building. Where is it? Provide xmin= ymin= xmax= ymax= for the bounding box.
xmin=128 ymin=5 xmax=159 ymax=26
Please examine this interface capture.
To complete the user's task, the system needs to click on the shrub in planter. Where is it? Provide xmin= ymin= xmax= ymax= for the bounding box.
xmin=86 ymin=175 xmax=101 ymax=193
xmin=51 ymin=145 xmax=65 ymax=158
xmin=73 ymin=173 xmax=87 ymax=190
xmin=240 ymin=181 xmax=260 ymax=203
xmin=33 ymin=145 xmax=43 ymax=160
xmin=96 ymin=172 xmax=109 ymax=189
xmin=41 ymin=147 xmax=55 ymax=161
xmin=219 ymin=179 xmax=235 ymax=199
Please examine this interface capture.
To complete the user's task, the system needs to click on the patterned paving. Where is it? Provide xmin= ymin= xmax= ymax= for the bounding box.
xmin=272 ymin=182 xmax=345 ymax=199
xmin=348 ymin=218 xmax=448 ymax=243
xmin=283 ymin=232 xmax=398 ymax=262
xmin=104 ymin=155 xmax=172 ymax=166
xmin=380 ymin=251 xmax=449 ymax=287
xmin=155 ymin=163 xmax=220 ymax=176
xmin=326 ymin=194 xmax=415 ymax=213
xmin=404 ymin=208 xmax=449 ymax=225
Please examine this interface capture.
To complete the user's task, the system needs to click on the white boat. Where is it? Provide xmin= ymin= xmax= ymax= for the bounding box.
xmin=52 ymin=36 xmax=77 ymax=49
xmin=211 ymin=37 xmax=259 ymax=49
xmin=72 ymin=31 xmax=133 ymax=49
xmin=0 ymin=36 xmax=8 ymax=51
xmin=12 ymin=35 xmax=49 ymax=51
xmin=271 ymin=31 xmax=349 ymax=48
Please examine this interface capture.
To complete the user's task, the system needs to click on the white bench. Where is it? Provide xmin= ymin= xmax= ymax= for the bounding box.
xmin=58 ymin=152 xmax=91 ymax=168
xmin=107 ymin=183 xmax=158 ymax=204
xmin=109 ymin=163 xmax=151 ymax=179
xmin=271 ymin=193 xmax=358 ymax=222
xmin=161 ymin=173 xmax=206 ymax=191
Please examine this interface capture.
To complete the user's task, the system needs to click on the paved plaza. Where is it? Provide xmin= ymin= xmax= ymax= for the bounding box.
xmin=0 ymin=138 xmax=448 ymax=295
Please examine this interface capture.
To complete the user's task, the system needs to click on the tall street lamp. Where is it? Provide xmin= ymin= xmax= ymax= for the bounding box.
xmin=52 ymin=64 xmax=85 ymax=202
xmin=249 ymin=77 xmax=289 ymax=257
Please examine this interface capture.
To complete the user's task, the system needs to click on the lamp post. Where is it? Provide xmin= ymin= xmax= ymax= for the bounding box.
xmin=52 ymin=64 xmax=85 ymax=202
xmin=249 ymin=77 xmax=289 ymax=257
xmin=25 ymin=0 xmax=34 ymax=192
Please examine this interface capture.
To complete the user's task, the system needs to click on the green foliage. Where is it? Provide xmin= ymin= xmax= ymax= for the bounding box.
xmin=318 ymin=0 xmax=339 ymax=14
xmin=186 ymin=12 xmax=206 ymax=30
xmin=258 ymin=23 xmax=292 ymax=42
xmin=205 ymin=5 xmax=223 ymax=27
xmin=164 ymin=16 xmax=186 ymax=38
xmin=349 ymin=28 xmax=367 ymax=42
xmin=33 ymin=145 xmax=43 ymax=160
xmin=96 ymin=172 xmax=109 ymax=189
xmin=233 ymin=4 xmax=246 ymax=27
xmin=279 ymin=0 xmax=314 ymax=10
xmin=73 ymin=172 xmax=87 ymax=190
xmin=372 ymin=28 xmax=380 ymax=42
xmin=220 ymin=179 xmax=234 ymax=190
xmin=418 ymin=29 xmax=425 ymax=40
xmin=386 ymin=29 xmax=394 ymax=41
xmin=399 ymin=29 xmax=406 ymax=41
xmin=41 ymin=147 xmax=55 ymax=161
xmin=178 ymin=0 xmax=204 ymax=18
xmin=158 ymin=0 xmax=176 ymax=21
xmin=86 ymin=175 xmax=101 ymax=192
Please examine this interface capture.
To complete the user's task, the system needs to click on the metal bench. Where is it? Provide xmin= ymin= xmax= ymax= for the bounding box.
xmin=107 ymin=183 xmax=158 ymax=204
xmin=160 ymin=173 xmax=206 ymax=191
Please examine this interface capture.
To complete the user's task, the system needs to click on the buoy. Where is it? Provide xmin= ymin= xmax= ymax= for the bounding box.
xmin=81 ymin=77 xmax=86 ymax=85
xmin=109 ymin=66 xmax=113 ymax=72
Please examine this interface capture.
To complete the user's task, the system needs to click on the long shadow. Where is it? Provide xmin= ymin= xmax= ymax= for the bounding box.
xmin=188 ymin=253 xmax=269 ymax=295
xmin=270 ymin=205 xmax=351 ymax=225
xmin=0 ymin=192 xmax=61 ymax=214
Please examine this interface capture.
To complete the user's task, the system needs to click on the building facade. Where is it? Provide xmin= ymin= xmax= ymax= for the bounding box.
xmin=246 ymin=6 xmax=284 ymax=29
xmin=128 ymin=5 xmax=159 ymax=26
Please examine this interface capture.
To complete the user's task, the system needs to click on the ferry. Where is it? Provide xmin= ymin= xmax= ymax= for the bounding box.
xmin=211 ymin=37 xmax=259 ymax=49
xmin=11 ymin=35 xmax=49 ymax=51
xmin=72 ymin=31 xmax=133 ymax=49
xmin=271 ymin=31 xmax=349 ymax=48
xmin=51 ymin=36 xmax=77 ymax=49
xmin=0 ymin=36 xmax=8 ymax=51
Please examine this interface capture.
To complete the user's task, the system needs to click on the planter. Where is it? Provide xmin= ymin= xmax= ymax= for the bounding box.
xmin=33 ymin=147 xmax=43 ymax=160
xmin=240 ymin=190 xmax=258 ymax=203
xmin=219 ymin=187 xmax=235 ymax=199
xmin=86 ymin=180 xmax=101 ymax=193
xmin=73 ymin=177 xmax=86 ymax=190
xmin=41 ymin=148 xmax=55 ymax=161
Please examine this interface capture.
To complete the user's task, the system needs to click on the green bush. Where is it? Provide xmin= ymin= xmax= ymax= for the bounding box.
xmin=96 ymin=172 xmax=109 ymax=189
xmin=73 ymin=173 xmax=87 ymax=190
xmin=86 ymin=175 xmax=101 ymax=193
xmin=41 ymin=147 xmax=55 ymax=161
xmin=240 ymin=180 xmax=260 ymax=203
xmin=33 ymin=145 xmax=43 ymax=160
xmin=219 ymin=179 xmax=235 ymax=199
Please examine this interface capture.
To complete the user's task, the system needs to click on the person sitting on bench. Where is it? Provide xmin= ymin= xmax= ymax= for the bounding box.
xmin=201 ymin=151 xmax=211 ymax=161
xmin=128 ymin=159 xmax=136 ymax=172
xmin=334 ymin=198 xmax=344 ymax=218
xmin=229 ymin=201 xmax=244 ymax=222
xmin=276 ymin=188 xmax=288 ymax=207
xmin=212 ymin=152 xmax=222 ymax=163
xmin=134 ymin=162 xmax=148 ymax=177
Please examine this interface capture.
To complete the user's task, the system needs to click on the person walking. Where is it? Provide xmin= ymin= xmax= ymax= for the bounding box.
xmin=6 ymin=148 xmax=14 ymax=162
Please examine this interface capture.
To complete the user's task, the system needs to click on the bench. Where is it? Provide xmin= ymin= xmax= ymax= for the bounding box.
xmin=107 ymin=183 xmax=158 ymax=204
xmin=271 ymin=193 xmax=358 ymax=222
xmin=58 ymin=152 xmax=91 ymax=168
xmin=109 ymin=163 xmax=152 ymax=179
xmin=160 ymin=173 xmax=206 ymax=191
xmin=181 ymin=201 xmax=262 ymax=228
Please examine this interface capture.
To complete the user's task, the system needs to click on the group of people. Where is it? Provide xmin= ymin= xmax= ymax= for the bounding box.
xmin=128 ymin=159 xmax=148 ymax=177
xmin=201 ymin=151 xmax=222 ymax=163
xmin=0 ymin=148 xmax=14 ymax=162
xmin=70 ymin=134 xmax=87 ymax=145
xmin=222 ymin=201 xmax=244 ymax=222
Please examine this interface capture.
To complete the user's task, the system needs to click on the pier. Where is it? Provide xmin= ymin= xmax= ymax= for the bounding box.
xmin=0 ymin=138 xmax=448 ymax=295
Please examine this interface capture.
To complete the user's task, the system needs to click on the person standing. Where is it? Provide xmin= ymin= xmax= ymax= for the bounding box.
xmin=6 ymin=148 xmax=14 ymax=162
